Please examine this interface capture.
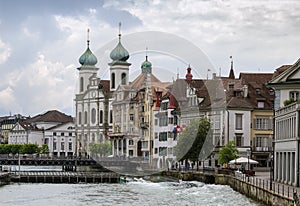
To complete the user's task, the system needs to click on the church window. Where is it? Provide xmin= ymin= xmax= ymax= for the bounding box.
xmin=84 ymin=111 xmax=88 ymax=124
xmin=111 ymin=73 xmax=115 ymax=89
xmin=91 ymin=108 xmax=96 ymax=124
xmin=121 ymin=73 xmax=126 ymax=85
xmin=110 ymin=110 xmax=113 ymax=123
xmin=78 ymin=112 xmax=82 ymax=125
xmin=100 ymin=110 xmax=103 ymax=124
xmin=80 ymin=77 xmax=84 ymax=92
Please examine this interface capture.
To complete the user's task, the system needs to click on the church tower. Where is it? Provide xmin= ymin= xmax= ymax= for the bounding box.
xmin=77 ymin=29 xmax=99 ymax=93
xmin=109 ymin=23 xmax=131 ymax=91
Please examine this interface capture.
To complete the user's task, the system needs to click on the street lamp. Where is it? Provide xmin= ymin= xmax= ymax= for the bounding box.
xmin=246 ymin=148 xmax=251 ymax=181
xmin=269 ymin=154 xmax=273 ymax=190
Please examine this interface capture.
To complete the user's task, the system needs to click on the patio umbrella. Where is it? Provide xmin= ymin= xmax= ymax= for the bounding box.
xmin=229 ymin=157 xmax=259 ymax=164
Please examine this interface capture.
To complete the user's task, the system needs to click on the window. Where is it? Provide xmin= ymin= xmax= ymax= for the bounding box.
xmin=256 ymin=88 xmax=261 ymax=94
xmin=168 ymin=147 xmax=173 ymax=155
xmin=80 ymin=77 xmax=84 ymax=92
xmin=129 ymin=140 xmax=134 ymax=145
xmin=168 ymin=117 xmax=174 ymax=124
xmin=155 ymin=119 xmax=158 ymax=125
xmin=69 ymin=132 xmax=72 ymax=136
xmin=290 ymin=91 xmax=299 ymax=101
xmin=235 ymin=114 xmax=243 ymax=130
xmin=100 ymin=110 xmax=103 ymax=124
xmin=110 ymin=110 xmax=113 ymax=123
xmin=254 ymin=117 xmax=272 ymax=130
xmin=129 ymin=150 xmax=133 ymax=157
xmin=155 ymin=132 xmax=158 ymax=139
xmin=235 ymin=134 xmax=242 ymax=147
xmin=61 ymin=142 xmax=65 ymax=151
xmin=229 ymin=83 xmax=234 ymax=90
xmin=111 ymin=73 xmax=115 ymax=89
xmin=161 ymin=102 xmax=168 ymax=110
xmin=154 ymin=148 xmax=158 ymax=154
xmin=91 ymin=108 xmax=96 ymax=124
xmin=258 ymin=101 xmax=264 ymax=108
xmin=53 ymin=142 xmax=57 ymax=150
xmin=159 ymin=147 xmax=167 ymax=156
xmin=61 ymin=133 xmax=64 ymax=136
xmin=78 ymin=112 xmax=82 ymax=125
xmin=84 ymin=111 xmax=88 ymax=124
xmin=159 ymin=132 xmax=167 ymax=141
xmin=130 ymin=114 xmax=134 ymax=121
xmin=121 ymin=73 xmax=126 ymax=85
xmin=68 ymin=142 xmax=72 ymax=150
xmin=159 ymin=115 xmax=168 ymax=126
xmin=53 ymin=132 xmax=57 ymax=136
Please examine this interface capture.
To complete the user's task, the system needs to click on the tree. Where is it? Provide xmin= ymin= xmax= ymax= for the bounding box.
xmin=89 ymin=142 xmax=112 ymax=158
xmin=39 ymin=144 xmax=49 ymax=154
xmin=19 ymin=144 xmax=39 ymax=154
xmin=174 ymin=117 xmax=211 ymax=162
xmin=218 ymin=141 xmax=239 ymax=165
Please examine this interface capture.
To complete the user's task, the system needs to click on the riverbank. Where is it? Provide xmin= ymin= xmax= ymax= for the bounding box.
xmin=161 ymin=170 xmax=295 ymax=206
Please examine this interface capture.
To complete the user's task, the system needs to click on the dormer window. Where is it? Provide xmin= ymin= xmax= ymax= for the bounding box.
xmin=256 ymin=88 xmax=261 ymax=94
xmin=258 ymin=101 xmax=264 ymax=108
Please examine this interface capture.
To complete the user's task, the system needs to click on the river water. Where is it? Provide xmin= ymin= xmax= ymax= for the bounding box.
xmin=0 ymin=180 xmax=263 ymax=206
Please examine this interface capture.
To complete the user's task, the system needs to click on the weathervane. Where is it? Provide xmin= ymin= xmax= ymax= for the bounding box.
xmin=87 ymin=28 xmax=90 ymax=47
xmin=118 ymin=22 xmax=122 ymax=40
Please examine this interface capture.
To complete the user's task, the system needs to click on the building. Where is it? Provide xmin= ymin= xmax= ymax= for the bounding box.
xmin=267 ymin=58 xmax=300 ymax=186
xmin=8 ymin=110 xmax=75 ymax=157
xmin=0 ymin=114 xmax=27 ymax=143
xmin=74 ymin=30 xmax=112 ymax=158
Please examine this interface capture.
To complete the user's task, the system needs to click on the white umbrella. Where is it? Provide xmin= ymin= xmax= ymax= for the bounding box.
xmin=229 ymin=157 xmax=258 ymax=164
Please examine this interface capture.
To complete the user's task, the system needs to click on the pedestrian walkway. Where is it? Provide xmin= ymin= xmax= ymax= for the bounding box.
xmin=245 ymin=170 xmax=300 ymax=200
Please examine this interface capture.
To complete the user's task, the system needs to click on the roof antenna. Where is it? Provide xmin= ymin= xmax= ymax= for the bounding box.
xmin=177 ymin=68 xmax=179 ymax=80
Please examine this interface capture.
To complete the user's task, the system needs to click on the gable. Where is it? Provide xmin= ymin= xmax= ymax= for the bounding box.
xmin=11 ymin=123 xmax=26 ymax=132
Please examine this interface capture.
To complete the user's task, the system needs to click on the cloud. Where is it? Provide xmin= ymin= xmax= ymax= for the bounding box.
xmin=103 ymin=0 xmax=300 ymax=73
xmin=5 ymin=52 xmax=77 ymax=116
xmin=0 ymin=38 xmax=11 ymax=64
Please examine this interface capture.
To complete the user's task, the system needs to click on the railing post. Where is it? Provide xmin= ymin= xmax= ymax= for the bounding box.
xmin=282 ymin=184 xmax=284 ymax=197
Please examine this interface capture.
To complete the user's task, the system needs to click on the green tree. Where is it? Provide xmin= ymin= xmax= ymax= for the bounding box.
xmin=174 ymin=117 xmax=211 ymax=162
xmin=218 ymin=141 xmax=239 ymax=165
xmin=89 ymin=142 xmax=112 ymax=157
xmin=19 ymin=144 xmax=39 ymax=154
xmin=39 ymin=144 xmax=49 ymax=154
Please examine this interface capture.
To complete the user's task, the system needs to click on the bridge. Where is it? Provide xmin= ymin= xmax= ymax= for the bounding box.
xmin=0 ymin=155 xmax=144 ymax=173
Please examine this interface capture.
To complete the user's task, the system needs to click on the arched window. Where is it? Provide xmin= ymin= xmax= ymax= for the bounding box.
xmin=121 ymin=73 xmax=126 ymax=85
xmin=111 ymin=73 xmax=115 ymax=89
xmin=110 ymin=110 xmax=113 ymax=123
xmin=100 ymin=110 xmax=103 ymax=124
xmin=91 ymin=108 xmax=96 ymax=124
xmin=84 ymin=111 xmax=88 ymax=124
xmin=80 ymin=77 xmax=84 ymax=92
xmin=78 ymin=112 xmax=82 ymax=125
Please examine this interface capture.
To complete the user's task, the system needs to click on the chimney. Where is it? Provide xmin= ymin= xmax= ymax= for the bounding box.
xmin=243 ymin=85 xmax=248 ymax=98
xmin=168 ymin=94 xmax=176 ymax=109
xmin=212 ymin=73 xmax=217 ymax=79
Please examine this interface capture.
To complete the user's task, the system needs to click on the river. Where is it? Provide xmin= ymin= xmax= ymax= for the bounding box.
xmin=0 ymin=180 xmax=263 ymax=206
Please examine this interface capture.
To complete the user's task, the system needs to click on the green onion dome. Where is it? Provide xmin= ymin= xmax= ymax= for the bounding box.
xmin=110 ymin=40 xmax=129 ymax=62
xmin=141 ymin=56 xmax=152 ymax=69
xmin=79 ymin=45 xmax=98 ymax=66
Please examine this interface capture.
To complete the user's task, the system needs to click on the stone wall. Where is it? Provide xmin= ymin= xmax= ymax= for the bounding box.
xmin=161 ymin=171 xmax=294 ymax=206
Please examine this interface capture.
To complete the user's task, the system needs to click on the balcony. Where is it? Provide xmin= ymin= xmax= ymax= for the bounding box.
xmin=253 ymin=146 xmax=272 ymax=152
xmin=140 ymin=122 xmax=149 ymax=128
xmin=275 ymin=101 xmax=300 ymax=116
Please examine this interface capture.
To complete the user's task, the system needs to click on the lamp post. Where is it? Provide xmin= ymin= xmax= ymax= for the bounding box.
xmin=246 ymin=148 xmax=251 ymax=181
xmin=269 ymin=154 xmax=273 ymax=190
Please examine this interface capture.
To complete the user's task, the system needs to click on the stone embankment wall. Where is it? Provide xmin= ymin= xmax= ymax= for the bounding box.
xmin=161 ymin=171 xmax=294 ymax=206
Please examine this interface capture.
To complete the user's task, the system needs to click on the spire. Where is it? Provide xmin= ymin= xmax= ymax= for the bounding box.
xmin=118 ymin=22 xmax=121 ymax=41
xmin=78 ymin=28 xmax=98 ymax=68
xmin=87 ymin=28 xmax=90 ymax=47
xmin=229 ymin=56 xmax=235 ymax=79
xmin=185 ymin=64 xmax=193 ymax=80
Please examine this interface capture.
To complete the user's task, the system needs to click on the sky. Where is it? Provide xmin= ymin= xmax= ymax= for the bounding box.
xmin=0 ymin=0 xmax=299 ymax=117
